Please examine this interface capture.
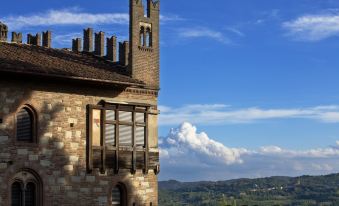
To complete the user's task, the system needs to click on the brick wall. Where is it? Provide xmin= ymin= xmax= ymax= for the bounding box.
xmin=0 ymin=79 xmax=159 ymax=206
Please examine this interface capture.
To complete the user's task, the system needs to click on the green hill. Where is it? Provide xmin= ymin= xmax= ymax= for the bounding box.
xmin=159 ymin=173 xmax=339 ymax=206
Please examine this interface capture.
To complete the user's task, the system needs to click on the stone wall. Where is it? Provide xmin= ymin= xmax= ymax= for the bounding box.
xmin=0 ymin=79 xmax=159 ymax=206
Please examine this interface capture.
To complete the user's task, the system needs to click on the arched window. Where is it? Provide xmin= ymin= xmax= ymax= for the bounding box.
xmin=140 ymin=27 xmax=145 ymax=46
xmin=25 ymin=183 xmax=36 ymax=206
xmin=16 ymin=106 xmax=36 ymax=143
xmin=10 ymin=170 xmax=42 ymax=206
xmin=145 ymin=28 xmax=152 ymax=47
xmin=11 ymin=182 xmax=22 ymax=206
xmin=111 ymin=184 xmax=127 ymax=206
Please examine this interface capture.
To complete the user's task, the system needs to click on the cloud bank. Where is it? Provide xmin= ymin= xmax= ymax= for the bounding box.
xmin=2 ymin=8 xmax=180 ymax=30
xmin=3 ymin=8 xmax=129 ymax=30
xmin=159 ymin=104 xmax=339 ymax=126
xmin=160 ymin=123 xmax=339 ymax=181
xmin=283 ymin=11 xmax=339 ymax=41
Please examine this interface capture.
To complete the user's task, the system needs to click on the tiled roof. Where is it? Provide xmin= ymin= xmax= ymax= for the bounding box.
xmin=0 ymin=42 xmax=144 ymax=87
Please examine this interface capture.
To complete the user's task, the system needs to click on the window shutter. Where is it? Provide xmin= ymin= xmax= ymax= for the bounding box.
xmin=111 ymin=187 xmax=121 ymax=206
xmin=25 ymin=183 xmax=36 ymax=206
xmin=16 ymin=108 xmax=33 ymax=142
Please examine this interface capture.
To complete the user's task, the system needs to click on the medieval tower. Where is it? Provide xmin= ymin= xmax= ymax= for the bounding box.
xmin=0 ymin=0 xmax=160 ymax=205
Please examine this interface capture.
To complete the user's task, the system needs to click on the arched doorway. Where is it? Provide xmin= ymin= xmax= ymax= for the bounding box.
xmin=111 ymin=183 xmax=127 ymax=206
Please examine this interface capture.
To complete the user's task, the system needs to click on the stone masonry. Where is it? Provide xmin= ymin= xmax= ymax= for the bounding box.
xmin=0 ymin=80 xmax=159 ymax=206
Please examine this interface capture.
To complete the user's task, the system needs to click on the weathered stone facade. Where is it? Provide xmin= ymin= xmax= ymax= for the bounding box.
xmin=0 ymin=79 xmax=159 ymax=205
xmin=0 ymin=0 xmax=161 ymax=205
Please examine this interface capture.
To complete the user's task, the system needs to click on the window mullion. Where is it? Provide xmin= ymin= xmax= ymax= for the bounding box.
xmin=115 ymin=108 xmax=119 ymax=174
xmin=100 ymin=109 xmax=106 ymax=174
xmin=144 ymin=108 xmax=149 ymax=174
xmin=132 ymin=108 xmax=136 ymax=174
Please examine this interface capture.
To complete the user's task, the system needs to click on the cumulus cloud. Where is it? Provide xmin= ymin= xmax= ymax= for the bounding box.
xmin=160 ymin=122 xmax=339 ymax=181
xmin=283 ymin=11 xmax=339 ymax=41
xmin=178 ymin=27 xmax=231 ymax=44
xmin=159 ymin=104 xmax=339 ymax=126
xmin=160 ymin=122 xmax=248 ymax=165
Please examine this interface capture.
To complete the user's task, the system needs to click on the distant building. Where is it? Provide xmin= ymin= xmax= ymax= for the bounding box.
xmin=0 ymin=0 xmax=160 ymax=205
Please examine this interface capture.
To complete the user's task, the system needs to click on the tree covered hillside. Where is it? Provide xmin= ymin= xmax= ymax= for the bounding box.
xmin=159 ymin=173 xmax=339 ymax=206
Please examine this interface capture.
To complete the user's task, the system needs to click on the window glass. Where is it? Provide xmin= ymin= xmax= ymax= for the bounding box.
xmin=105 ymin=124 xmax=116 ymax=145
xmin=11 ymin=182 xmax=22 ymax=206
xmin=119 ymin=125 xmax=132 ymax=146
xmin=136 ymin=127 xmax=145 ymax=146
xmin=25 ymin=183 xmax=36 ymax=206
xmin=106 ymin=110 xmax=115 ymax=121
xmin=92 ymin=109 xmax=101 ymax=147
xmin=136 ymin=113 xmax=145 ymax=123
xmin=119 ymin=111 xmax=132 ymax=122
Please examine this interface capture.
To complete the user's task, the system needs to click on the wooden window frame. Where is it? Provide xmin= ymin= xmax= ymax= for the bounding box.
xmin=87 ymin=103 xmax=150 ymax=174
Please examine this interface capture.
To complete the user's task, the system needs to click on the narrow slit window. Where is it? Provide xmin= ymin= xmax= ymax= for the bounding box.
xmin=145 ymin=28 xmax=152 ymax=47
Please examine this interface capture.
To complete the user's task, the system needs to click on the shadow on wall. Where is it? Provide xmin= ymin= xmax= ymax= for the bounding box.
xmin=0 ymin=78 xmax=150 ymax=205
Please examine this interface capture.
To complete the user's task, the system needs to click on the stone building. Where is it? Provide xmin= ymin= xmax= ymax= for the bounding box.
xmin=0 ymin=0 xmax=160 ymax=205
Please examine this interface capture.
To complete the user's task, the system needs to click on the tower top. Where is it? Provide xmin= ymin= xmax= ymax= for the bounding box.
xmin=129 ymin=0 xmax=160 ymax=89
xmin=0 ymin=21 xmax=8 ymax=42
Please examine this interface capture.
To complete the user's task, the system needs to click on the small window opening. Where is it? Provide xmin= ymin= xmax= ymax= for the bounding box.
xmin=140 ymin=27 xmax=145 ymax=46
xmin=16 ymin=107 xmax=35 ymax=143
xmin=145 ymin=28 xmax=152 ymax=47
xmin=143 ymin=0 xmax=149 ymax=17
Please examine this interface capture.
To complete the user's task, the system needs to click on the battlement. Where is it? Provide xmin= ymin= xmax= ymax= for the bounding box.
xmin=0 ymin=0 xmax=160 ymax=88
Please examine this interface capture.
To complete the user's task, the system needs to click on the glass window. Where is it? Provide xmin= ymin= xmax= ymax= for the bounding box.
xmin=92 ymin=109 xmax=101 ymax=147
xmin=136 ymin=127 xmax=145 ymax=146
xmin=11 ymin=182 xmax=22 ymax=206
xmin=119 ymin=125 xmax=133 ymax=146
xmin=119 ymin=111 xmax=132 ymax=122
xmin=105 ymin=124 xmax=116 ymax=145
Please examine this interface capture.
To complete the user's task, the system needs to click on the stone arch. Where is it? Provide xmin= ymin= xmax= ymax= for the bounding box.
xmin=9 ymin=168 xmax=43 ymax=206
xmin=110 ymin=182 xmax=128 ymax=206
xmin=15 ymin=104 xmax=38 ymax=143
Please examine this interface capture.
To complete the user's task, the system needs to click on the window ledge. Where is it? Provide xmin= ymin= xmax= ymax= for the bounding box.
xmin=138 ymin=46 xmax=153 ymax=52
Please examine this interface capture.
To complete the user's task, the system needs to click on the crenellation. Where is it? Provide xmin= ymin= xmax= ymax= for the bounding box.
xmin=0 ymin=1 xmax=160 ymax=205
xmin=27 ymin=33 xmax=41 ymax=46
xmin=42 ymin=30 xmax=52 ymax=48
xmin=94 ymin=31 xmax=105 ymax=56
xmin=11 ymin=32 xmax=22 ymax=43
xmin=72 ymin=38 xmax=82 ymax=52
xmin=83 ymin=28 xmax=93 ymax=52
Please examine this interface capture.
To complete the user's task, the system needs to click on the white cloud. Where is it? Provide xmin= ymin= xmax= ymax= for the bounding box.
xmin=159 ymin=104 xmax=339 ymax=126
xmin=160 ymin=122 xmax=339 ymax=181
xmin=4 ymin=8 xmax=129 ymax=30
xmin=178 ymin=27 xmax=231 ymax=44
xmin=3 ymin=8 xmax=181 ymax=30
xmin=161 ymin=122 xmax=248 ymax=165
xmin=283 ymin=12 xmax=339 ymax=41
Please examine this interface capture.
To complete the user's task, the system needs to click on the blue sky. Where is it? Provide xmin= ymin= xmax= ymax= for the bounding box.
xmin=2 ymin=0 xmax=339 ymax=181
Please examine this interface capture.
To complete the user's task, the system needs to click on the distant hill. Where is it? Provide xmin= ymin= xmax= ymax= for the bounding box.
xmin=159 ymin=173 xmax=339 ymax=206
